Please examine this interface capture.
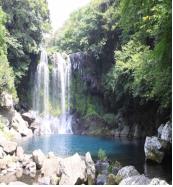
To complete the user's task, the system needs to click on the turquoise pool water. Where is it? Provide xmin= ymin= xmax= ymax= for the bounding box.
xmin=21 ymin=134 xmax=171 ymax=183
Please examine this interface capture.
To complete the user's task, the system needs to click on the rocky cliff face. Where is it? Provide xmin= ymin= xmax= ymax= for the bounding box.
xmin=69 ymin=52 xmax=171 ymax=139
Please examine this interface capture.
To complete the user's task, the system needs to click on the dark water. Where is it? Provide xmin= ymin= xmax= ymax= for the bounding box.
xmin=21 ymin=134 xmax=172 ymax=183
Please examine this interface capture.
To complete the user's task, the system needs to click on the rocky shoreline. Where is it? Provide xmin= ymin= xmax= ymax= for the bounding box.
xmin=0 ymin=140 xmax=170 ymax=185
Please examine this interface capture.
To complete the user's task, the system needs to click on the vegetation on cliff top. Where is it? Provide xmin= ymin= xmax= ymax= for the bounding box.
xmin=50 ymin=0 xmax=171 ymax=125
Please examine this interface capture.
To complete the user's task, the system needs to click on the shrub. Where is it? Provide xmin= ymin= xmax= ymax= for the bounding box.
xmin=98 ymin=148 xmax=107 ymax=161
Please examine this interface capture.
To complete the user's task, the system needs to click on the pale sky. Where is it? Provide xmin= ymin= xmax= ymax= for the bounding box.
xmin=47 ymin=0 xmax=91 ymax=31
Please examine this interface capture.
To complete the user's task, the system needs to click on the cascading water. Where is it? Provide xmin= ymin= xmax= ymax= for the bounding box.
xmin=32 ymin=49 xmax=73 ymax=135
xmin=51 ymin=53 xmax=72 ymax=134
xmin=33 ymin=49 xmax=49 ymax=115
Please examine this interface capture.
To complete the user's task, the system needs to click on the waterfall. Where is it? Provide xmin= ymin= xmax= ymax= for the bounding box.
xmin=33 ymin=49 xmax=49 ymax=116
xmin=32 ymin=49 xmax=73 ymax=135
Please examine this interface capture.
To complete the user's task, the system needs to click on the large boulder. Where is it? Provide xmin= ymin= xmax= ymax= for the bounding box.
xmin=0 ymin=92 xmax=13 ymax=111
xmin=116 ymin=166 xmax=139 ymax=181
xmin=85 ymin=152 xmax=95 ymax=185
xmin=119 ymin=174 xmax=151 ymax=185
xmin=161 ymin=122 xmax=172 ymax=143
xmin=150 ymin=178 xmax=169 ymax=185
xmin=59 ymin=153 xmax=87 ymax=185
xmin=41 ymin=157 xmax=62 ymax=177
xmin=24 ymin=161 xmax=36 ymax=177
xmin=144 ymin=136 xmax=164 ymax=163
xmin=32 ymin=149 xmax=46 ymax=169
xmin=22 ymin=112 xmax=35 ymax=125
xmin=11 ymin=111 xmax=32 ymax=137
xmin=16 ymin=146 xmax=24 ymax=161
xmin=0 ymin=140 xmax=17 ymax=155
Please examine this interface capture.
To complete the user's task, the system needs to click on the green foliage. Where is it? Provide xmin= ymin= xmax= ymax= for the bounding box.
xmin=103 ymin=113 xmax=116 ymax=127
xmin=0 ymin=8 xmax=16 ymax=97
xmin=50 ymin=0 xmax=119 ymax=59
xmin=0 ymin=0 xmax=50 ymax=91
xmin=98 ymin=148 xmax=107 ymax=161
xmin=104 ymin=0 xmax=171 ymax=108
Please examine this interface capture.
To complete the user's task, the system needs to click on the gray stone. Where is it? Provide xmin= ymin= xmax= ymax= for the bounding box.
xmin=16 ymin=146 xmax=24 ymax=161
xmin=11 ymin=111 xmax=32 ymax=137
xmin=150 ymin=178 xmax=169 ymax=185
xmin=116 ymin=166 xmax=140 ymax=180
xmin=41 ymin=157 xmax=62 ymax=177
xmin=0 ymin=140 xmax=17 ymax=154
xmin=0 ymin=147 xmax=6 ymax=159
xmin=95 ymin=160 xmax=109 ymax=175
xmin=59 ymin=153 xmax=87 ymax=185
xmin=161 ymin=122 xmax=172 ymax=143
xmin=144 ymin=136 xmax=164 ymax=163
xmin=32 ymin=149 xmax=45 ymax=169
xmin=24 ymin=161 xmax=36 ymax=177
xmin=0 ymin=92 xmax=13 ymax=110
xmin=96 ymin=174 xmax=107 ymax=185
xmin=158 ymin=124 xmax=164 ymax=138
xmin=119 ymin=174 xmax=151 ymax=185
xmin=22 ymin=112 xmax=35 ymax=125
xmin=85 ymin=152 xmax=95 ymax=185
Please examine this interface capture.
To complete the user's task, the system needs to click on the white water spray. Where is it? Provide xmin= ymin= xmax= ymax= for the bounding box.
xmin=32 ymin=50 xmax=73 ymax=134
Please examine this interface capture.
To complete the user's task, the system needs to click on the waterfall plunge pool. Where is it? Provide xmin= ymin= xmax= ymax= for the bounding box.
xmin=21 ymin=134 xmax=172 ymax=183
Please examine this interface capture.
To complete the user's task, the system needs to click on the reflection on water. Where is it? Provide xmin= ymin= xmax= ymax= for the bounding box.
xmin=21 ymin=134 xmax=172 ymax=183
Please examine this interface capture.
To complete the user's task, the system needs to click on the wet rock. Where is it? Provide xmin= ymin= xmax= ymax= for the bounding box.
xmin=95 ymin=160 xmax=109 ymax=175
xmin=0 ymin=159 xmax=7 ymax=170
xmin=24 ymin=161 xmax=36 ymax=177
xmin=85 ymin=152 xmax=95 ymax=185
xmin=15 ymin=168 xmax=23 ymax=178
xmin=116 ymin=166 xmax=139 ymax=181
xmin=150 ymin=178 xmax=169 ymax=185
xmin=41 ymin=157 xmax=62 ymax=177
xmin=16 ymin=146 xmax=24 ymax=161
xmin=96 ymin=174 xmax=107 ymax=185
xmin=11 ymin=111 xmax=32 ymax=137
xmin=22 ymin=112 xmax=35 ymax=125
xmin=111 ymin=161 xmax=122 ymax=175
xmin=30 ymin=121 xmax=39 ymax=132
xmin=158 ymin=124 xmax=164 ymax=138
xmin=0 ymin=92 xmax=13 ymax=111
xmin=0 ymin=140 xmax=17 ymax=155
xmin=32 ymin=149 xmax=45 ymax=169
xmin=0 ymin=147 xmax=6 ymax=159
xmin=119 ymin=174 xmax=151 ymax=185
xmin=59 ymin=153 xmax=86 ymax=185
xmin=144 ymin=136 xmax=164 ymax=163
xmin=161 ymin=122 xmax=172 ymax=143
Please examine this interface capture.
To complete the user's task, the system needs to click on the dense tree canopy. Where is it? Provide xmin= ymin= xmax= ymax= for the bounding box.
xmin=51 ymin=0 xmax=171 ymax=124
xmin=0 ymin=8 xmax=16 ymax=98
xmin=0 ymin=0 xmax=50 ymax=93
